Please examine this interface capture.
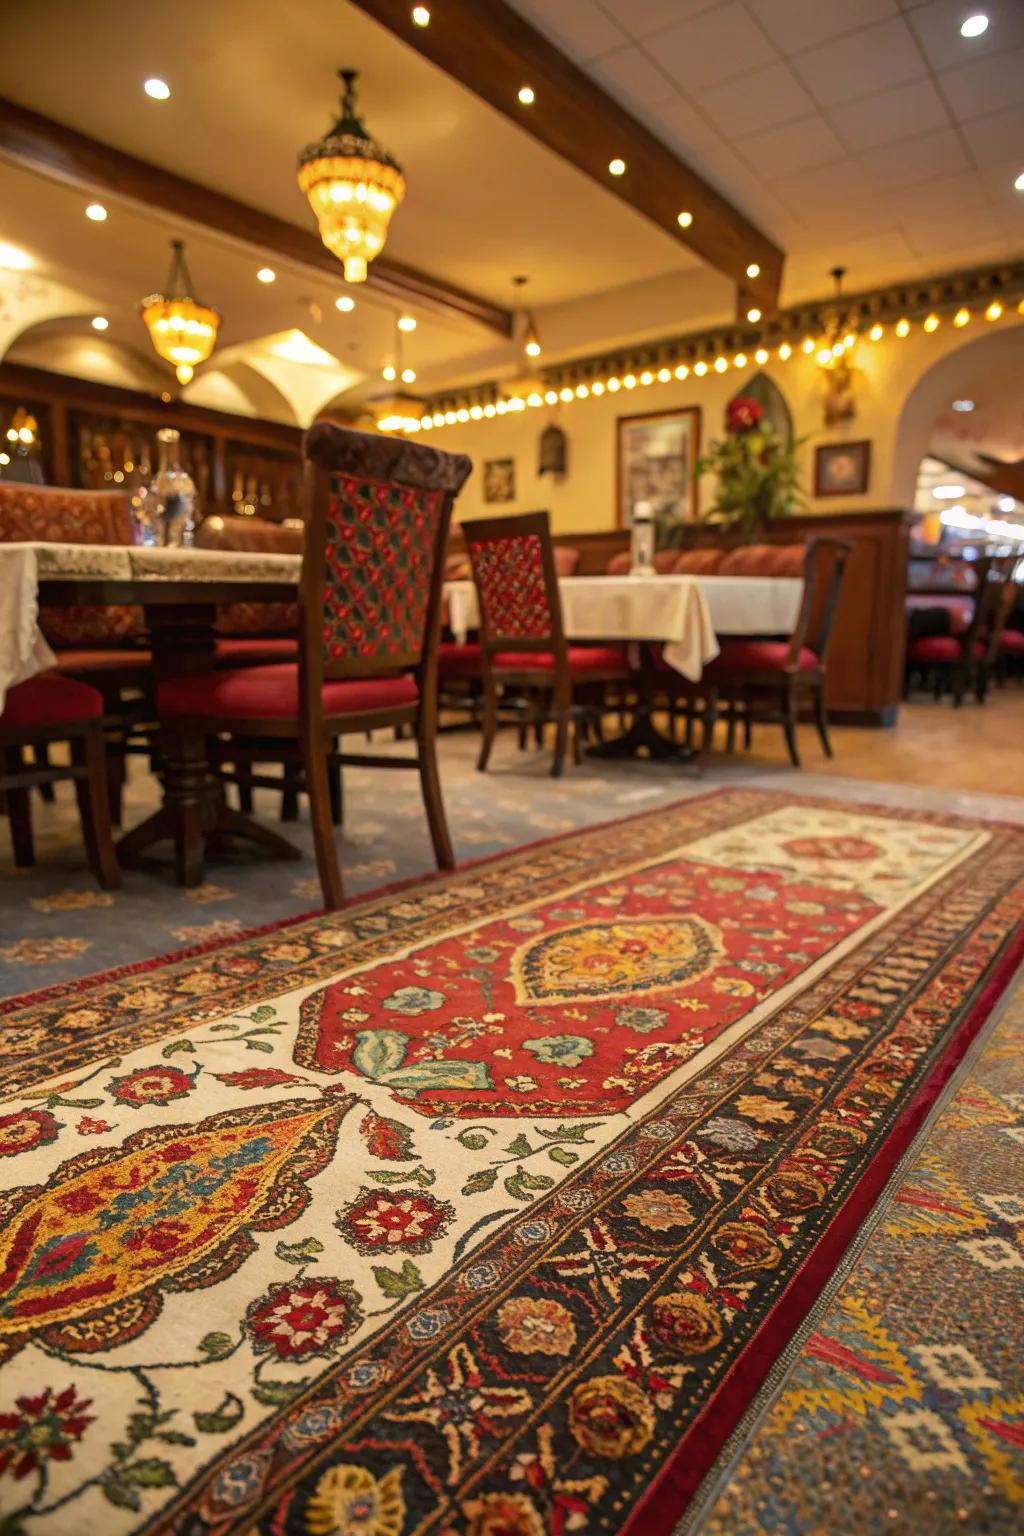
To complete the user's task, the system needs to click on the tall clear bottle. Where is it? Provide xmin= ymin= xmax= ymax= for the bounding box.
xmin=137 ymin=428 xmax=196 ymax=546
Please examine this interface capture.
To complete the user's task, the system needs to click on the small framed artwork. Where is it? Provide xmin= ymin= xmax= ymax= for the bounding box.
xmin=617 ymin=406 xmax=700 ymax=528
xmin=815 ymin=439 xmax=871 ymax=496
xmin=483 ymin=458 xmax=516 ymax=503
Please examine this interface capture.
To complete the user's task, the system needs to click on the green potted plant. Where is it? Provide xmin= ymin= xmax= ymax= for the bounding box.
xmin=696 ymin=396 xmax=803 ymax=542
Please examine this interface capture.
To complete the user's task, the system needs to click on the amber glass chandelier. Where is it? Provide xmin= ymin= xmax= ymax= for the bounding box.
xmin=140 ymin=239 xmax=220 ymax=385
xmin=297 ymin=70 xmax=405 ymax=284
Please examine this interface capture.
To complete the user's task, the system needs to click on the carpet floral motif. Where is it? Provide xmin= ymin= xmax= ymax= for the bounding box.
xmin=0 ymin=792 xmax=1019 ymax=1535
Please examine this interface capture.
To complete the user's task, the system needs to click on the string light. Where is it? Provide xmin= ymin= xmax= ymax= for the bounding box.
xmin=675 ymin=364 xmax=689 ymax=379
xmin=592 ymin=380 xmax=605 ymax=395
xmin=544 ymin=389 xmax=558 ymax=404
xmin=953 ymin=307 xmax=970 ymax=327
xmin=778 ymin=342 xmax=792 ymax=360
xmin=639 ymin=370 xmax=653 ymax=386
xmin=714 ymin=356 xmax=728 ymax=373
xmin=624 ymin=374 xmax=637 ymax=389
xmin=869 ymin=323 xmax=884 ymax=341
xmin=470 ymin=404 xmax=483 ymax=419
xmin=694 ymin=360 xmax=708 ymax=377
xmin=734 ymin=352 xmax=747 ymax=367
xmin=923 ymin=312 xmax=940 ymax=332
xmin=382 ymin=364 xmax=397 ymax=381
xmin=657 ymin=367 xmax=671 ymax=382
xmin=457 ymin=407 xmax=469 ymax=422
xmin=527 ymin=392 xmax=542 ymax=407
xmin=895 ymin=318 xmax=911 ymax=337
xmin=985 ymin=300 xmax=1003 ymax=320
xmin=483 ymin=404 xmax=496 ymax=418
xmin=754 ymin=347 xmax=768 ymax=365
xmin=560 ymin=386 xmax=573 ymax=401
xmin=607 ymin=377 xmax=621 ymax=392
xmin=802 ymin=338 xmax=816 ymax=354
xmin=576 ymin=383 xmax=589 ymax=398
xmin=495 ymin=400 xmax=509 ymax=414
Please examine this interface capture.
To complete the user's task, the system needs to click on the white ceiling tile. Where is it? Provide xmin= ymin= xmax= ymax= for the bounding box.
xmin=504 ymin=0 xmax=627 ymax=60
xmin=828 ymin=78 xmax=952 ymax=150
xmin=696 ymin=59 xmax=816 ymax=138
xmin=884 ymin=170 xmax=992 ymax=221
xmin=598 ymin=0 xmax=716 ymax=40
xmin=638 ymin=92 xmax=732 ymax=159
xmin=770 ymin=156 xmax=876 ymax=210
xmin=744 ymin=0 xmax=899 ymax=54
xmin=588 ymin=44 xmax=678 ymax=109
xmin=903 ymin=210 xmax=1008 ymax=256
xmin=957 ymin=103 xmax=1024 ymax=166
xmin=855 ymin=127 xmax=971 ymax=190
xmin=938 ymin=47 xmax=1024 ymax=121
xmin=905 ymin=0 xmax=1024 ymax=72
xmin=651 ymin=3 xmax=778 ymax=92
xmin=736 ymin=112 xmax=847 ymax=174
xmin=790 ymin=16 xmax=927 ymax=105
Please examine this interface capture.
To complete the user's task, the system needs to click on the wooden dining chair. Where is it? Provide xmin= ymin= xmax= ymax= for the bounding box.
xmin=905 ymin=553 xmax=1018 ymax=705
xmin=1 ymin=673 xmax=121 ymax=888
xmin=708 ymin=536 xmax=852 ymax=767
xmin=155 ymin=423 xmax=472 ymax=906
xmin=464 ymin=511 xmax=629 ymax=777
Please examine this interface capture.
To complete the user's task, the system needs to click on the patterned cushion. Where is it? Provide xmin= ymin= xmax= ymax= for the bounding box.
xmin=216 ymin=600 xmax=300 ymax=636
xmin=1 ymin=672 xmax=103 ymax=728
xmin=158 ymin=664 xmax=418 ymax=721
xmin=469 ymin=532 xmax=552 ymax=640
xmin=493 ymin=646 xmax=629 ymax=676
xmin=707 ymin=640 xmax=818 ymax=674
xmin=322 ymin=473 xmax=444 ymax=664
xmin=0 ymin=484 xmax=146 ymax=646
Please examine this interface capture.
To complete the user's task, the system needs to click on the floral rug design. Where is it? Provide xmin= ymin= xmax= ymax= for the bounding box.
xmin=0 ymin=790 xmax=1021 ymax=1535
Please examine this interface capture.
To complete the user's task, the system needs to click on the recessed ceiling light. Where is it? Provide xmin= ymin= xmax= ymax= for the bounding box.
xmin=256 ymin=267 xmax=276 ymax=283
xmin=933 ymin=483 xmax=966 ymax=499
xmin=144 ymin=77 xmax=170 ymax=100
xmin=746 ymin=262 xmax=760 ymax=278
xmin=960 ymin=14 xmax=989 ymax=38
xmin=518 ymin=85 xmax=535 ymax=105
xmin=85 ymin=202 xmax=107 ymax=222
xmin=412 ymin=5 xmax=430 ymax=24
xmin=1015 ymin=170 xmax=1024 ymax=191
xmin=997 ymin=495 xmax=1016 ymax=512
xmin=0 ymin=242 xmax=31 ymax=271
xmin=91 ymin=316 xmax=109 ymax=330
xmin=382 ymin=364 xmax=397 ymax=381
xmin=952 ymin=399 xmax=975 ymax=412
xmin=0 ymin=453 xmax=9 ymax=466
xmin=746 ymin=306 xmax=762 ymax=322
xmin=336 ymin=295 xmax=355 ymax=312
xmin=397 ymin=314 xmax=416 ymax=331
xmin=677 ymin=210 xmax=693 ymax=228
xmin=401 ymin=367 xmax=416 ymax=383
xmin=609 ymin=158 xmax=626 ymax=176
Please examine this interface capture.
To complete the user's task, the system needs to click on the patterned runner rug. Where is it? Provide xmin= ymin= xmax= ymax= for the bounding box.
xmin=0 ymin=788 xmax=1021 ymax=1535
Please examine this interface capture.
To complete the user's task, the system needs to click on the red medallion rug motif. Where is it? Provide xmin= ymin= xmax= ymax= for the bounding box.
xmin=0 ymin=789 xmax=1021 ymax=1536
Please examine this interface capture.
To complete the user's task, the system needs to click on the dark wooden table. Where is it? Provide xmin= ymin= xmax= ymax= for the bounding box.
xmin=39 ymin=575 xmax=303 ymax=884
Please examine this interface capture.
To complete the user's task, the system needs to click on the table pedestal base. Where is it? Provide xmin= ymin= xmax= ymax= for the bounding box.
xmin=587 ymin=707 xmax=697 ymax=763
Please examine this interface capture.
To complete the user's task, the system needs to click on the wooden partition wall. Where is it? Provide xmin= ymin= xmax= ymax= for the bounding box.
xmin=452 ymin=508 xmax=912 ymax=726
xmin=0 ymin=363 xmax=304 ymax=521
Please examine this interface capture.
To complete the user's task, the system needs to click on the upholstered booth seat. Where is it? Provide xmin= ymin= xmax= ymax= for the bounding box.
xmin=672 ymin=548 xmax=726 ymax=574
xmin=214 ymin=636 xmax=299 ymax=667
xmin=492 ymin=646 xmax=628 ymax=675
xmin=606 ymin=551 xmax=631 ymax=574
xmin=2 ymin=672 xmax=104 ymax=728
xmin=553 ymin=547 xmax=581 ymax=577
xmin=438 ymin=641 xmax=483 ymax=678
xmin=718 ymin=543 xmax=805 ymax=576
xmin=55 ymin=648 xmax=153 ymax=674
xmin=707 ymin=640 xmax=819 ymax=674
xmin=158 ymin=664 xmax=418 ymax=721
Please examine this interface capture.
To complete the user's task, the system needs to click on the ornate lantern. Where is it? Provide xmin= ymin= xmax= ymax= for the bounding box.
xmin=297 ymin=70 xmax=405 ymax=284
xmin=140 ymin=239 xmax=220 ymax=385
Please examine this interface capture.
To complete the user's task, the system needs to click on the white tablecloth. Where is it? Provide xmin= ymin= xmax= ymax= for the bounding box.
xmin=0 ymin=547 xmax=57 ymax=713
xmin=444 ymin=573 xmax=803 ymax=682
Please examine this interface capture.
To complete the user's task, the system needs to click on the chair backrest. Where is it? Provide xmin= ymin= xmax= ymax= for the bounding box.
xmin=606 ymin=549 xmax=631 ymax=575
xmin=719 ymin=542 xmax=804 ymax=576
xmin=973 ymin=552 xmax=1021 ymax=665
xmin=653 ymin=549 xmax=679 ymax=574
xmin=673 ymin=547 xmax=726 ymax=575
xmin=197 ymin=514 xmax=304 ymax=554
xmin=0 ymin=484 xmax=144 ymax=647
xmin=464 ymin=510 xmax=565 ymax=659
xmin=301 ymin=423 xmax=471 ymax=698
xmin=788 ymin=537 xmax=852 ymax=668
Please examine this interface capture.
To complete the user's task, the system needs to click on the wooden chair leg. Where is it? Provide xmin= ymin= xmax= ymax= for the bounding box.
xmin=812 ymin=683 xmax=833 ymax=758
xmin=72 ymin=728 xmax=122 ymax=890
xmin=551 ymin=710 xmax=571 ymax=778
xmin=106 ymin=746 xmax=126 ymax=826
xmin=236 ymin=759 xmax=254 ymax=813
xmin=303 ymin=734 xmax=343 ymax=910
xmin=477 ymin=676 xmax=498 ymax=771
xmin=781 ymin=684 xmax=801 ymax=768
xmin=32 ymin=743 xmax=56 ymax=804
xmin=328 ymin=738 xmax=343 ymax=828
xmin=4 ymin=747 xmax=34 ymax=867
xmin=417 ymin=715 xmax=455 ymax=870
xmin=743 ymin=709 xmax=753 ymax=749
xmin=700 ymin=688 xmax=719 ymax=760
xmin=725 ymin=704 xmax=737 ymax=754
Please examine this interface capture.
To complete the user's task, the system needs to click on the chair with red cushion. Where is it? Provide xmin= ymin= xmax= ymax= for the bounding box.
xmin=905 ymin=553 xmax=1017 ymax=705
xmin=1 ymin=673 xmax=120 ymax=888
xmin=464 ymin=511 xmax=629 ymax=777
xmin=706 ymin=536 xmax=852 ymax=766
xmin=155 ymin=423 xmax=472 ymax=906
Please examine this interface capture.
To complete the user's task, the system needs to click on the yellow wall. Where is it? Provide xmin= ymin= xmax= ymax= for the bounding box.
xmin=419 ymin=311 xmax=1024 ymax=532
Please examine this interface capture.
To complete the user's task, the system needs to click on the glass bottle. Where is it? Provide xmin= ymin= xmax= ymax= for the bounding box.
xmin=139 ymin=428 xmax=197 ymax=546
xmin=630 ymin=499 xmax=655 ymax=576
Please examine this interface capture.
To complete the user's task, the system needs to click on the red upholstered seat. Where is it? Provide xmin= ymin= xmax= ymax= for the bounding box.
xmin=999 ymin=628 xmax=1024 ymax=655
xmin=55 ymin=649 xmax=153 ymax=673
xmin=606 ymin=551 xmax=631 ymax=575
xmin=214 ymin=637 xmax=299 ymax=666
xmin=438 ymin=642 xmax=482 ymax=678
xmin=1 ymin=672 xmax=104 ymax=728
xmin=158 ymin=663 xmax=418 ymax=721
xmin=707 ymin=640 xmax=819 ymax=674
xmin=906 ymin=635 xmax=983 ymax=664
xmin=493 ymin=646 xmax=628 ymax=675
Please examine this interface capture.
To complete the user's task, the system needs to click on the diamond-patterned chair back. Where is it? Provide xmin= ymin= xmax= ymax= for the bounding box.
xmin=464 ymin=511 xmax=564 ymax=654
xmin=302 ymin=424 xmax=472 ymax=688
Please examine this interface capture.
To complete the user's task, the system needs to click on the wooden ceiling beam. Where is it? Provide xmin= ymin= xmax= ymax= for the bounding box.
xmin=349 ymin=0 xmax=785 ymax=318
xmin=0 ymin=96 xmax=513 ymax=337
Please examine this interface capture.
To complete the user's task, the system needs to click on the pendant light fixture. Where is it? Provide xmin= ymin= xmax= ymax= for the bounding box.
xmin=513 ymin=275 xmax=542 ymax=358
xmin=140 ymin=239 xmax=220 ymax=385
xmin=298 ymin=70 xmax=405 ymax=284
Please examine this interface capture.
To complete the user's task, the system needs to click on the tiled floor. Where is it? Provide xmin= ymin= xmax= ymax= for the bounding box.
xmin=1 ymin=695 xmax=1022 ymax=1000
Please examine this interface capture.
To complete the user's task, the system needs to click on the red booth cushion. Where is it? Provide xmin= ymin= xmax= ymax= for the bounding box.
xmin=214 ymin=637 xmax=299 ymax=667
xmin=158 ymin=664 xmax=418 ymax=721
xmin=707 ymin=640 xmax=818 ymax=674
xmin=438 ymin=642 xmax=482 ymax=678
xmin=492 ymin=646 xmax=629 ymax=675
xmin=55 ymin=649 xmax=153 ymax=673
xmin=1 ymin=672 xmax=104 ymax=728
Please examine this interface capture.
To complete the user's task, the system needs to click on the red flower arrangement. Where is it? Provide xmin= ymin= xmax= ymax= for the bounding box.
xmin=697 ymin=397 xmax=803 ymax=540
xmin=725 ymin=396 xmax=764 ymax=433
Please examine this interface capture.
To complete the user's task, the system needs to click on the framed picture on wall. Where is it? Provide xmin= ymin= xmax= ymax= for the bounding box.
xmin=483 ymin=458 xmax=516 ymax=503
xmin=617 ymin=406 xmax=700 ymax=531
xmin=815 ymin=439 xmax=871 ymax=496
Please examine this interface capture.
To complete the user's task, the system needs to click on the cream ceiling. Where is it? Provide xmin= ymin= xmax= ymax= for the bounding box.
xmin=1 ymin=0 xmax=1022 ymax=421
